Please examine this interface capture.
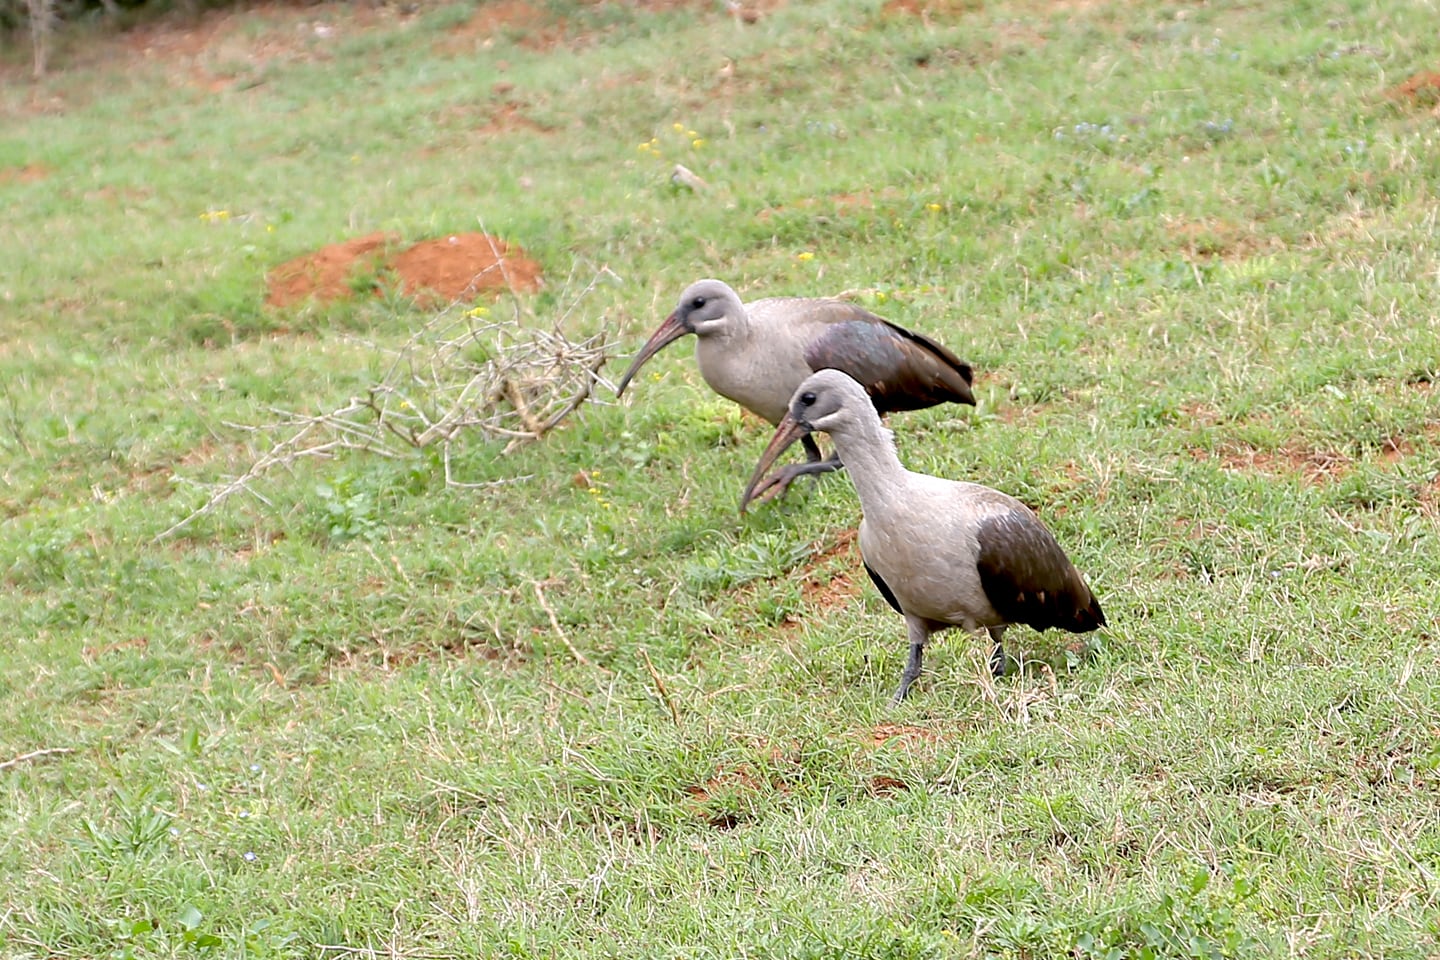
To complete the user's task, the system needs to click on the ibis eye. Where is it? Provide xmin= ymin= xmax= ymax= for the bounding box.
xmin=799 ymin=391 xmax=817 ymax=406
xmin=690 ymin=296 xmax=706 ymax=309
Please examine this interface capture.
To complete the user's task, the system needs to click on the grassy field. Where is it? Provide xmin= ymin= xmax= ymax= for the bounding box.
xmin=3 ymin=0 xmax=1439 ymax=956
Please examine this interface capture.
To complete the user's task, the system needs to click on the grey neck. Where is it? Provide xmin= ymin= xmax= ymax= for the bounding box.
xmin=826 ymin=411 xmax=907 ymax=511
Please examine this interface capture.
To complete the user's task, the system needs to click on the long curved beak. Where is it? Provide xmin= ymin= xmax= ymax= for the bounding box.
xmin=614 ymin=310 xmax=691 ymax=397
xmin=739 ymin=412 xmax=810 ymax=514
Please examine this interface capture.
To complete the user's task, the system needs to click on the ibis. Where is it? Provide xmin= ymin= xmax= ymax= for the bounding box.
xmin=741 ymin=369 xmax=1106 ymax=702
xmin=614 ymin=279 xmax=976 ymax=504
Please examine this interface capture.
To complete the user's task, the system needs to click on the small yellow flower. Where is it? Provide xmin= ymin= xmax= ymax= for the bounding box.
xmin=876 ymin=291 xmax=888 ymax=303
xmin=686 ymin=129 xmax=698 ymax=138
xmin=797 ymin=251 xmax=815 ymax=261
xmin=266 ymin=224 xmax=275 ymax=233
xmin=199 ymin=210 xmax=230 ymax=222
xmin=691 ymin=138 xmax=704 ymax=148
xmin=673 ymin=122 xmax=685 ymax=132
xmin=467 ymin=305 xmax=490 ymax=318
xmin=926 ymin=202 xmax=943 ymax=212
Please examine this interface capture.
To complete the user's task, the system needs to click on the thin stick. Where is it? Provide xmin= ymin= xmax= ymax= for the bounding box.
xmin=531 ymin=581 xmax=602 ymax=672
xmin=638 ymin=648 xmax=680 ymax=727
xmin=0 ymin=747 xmax=74 ymax=772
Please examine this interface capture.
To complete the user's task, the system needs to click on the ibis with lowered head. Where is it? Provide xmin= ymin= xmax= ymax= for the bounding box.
xmin=742 ymin=369 xmax=1106 ymax=702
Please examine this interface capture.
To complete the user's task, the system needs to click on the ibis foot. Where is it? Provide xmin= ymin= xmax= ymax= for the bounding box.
xmin=987 ymin=626 xmax=1009 ymax=677
xmin=743 ymin=453 xmax=843 ymax=509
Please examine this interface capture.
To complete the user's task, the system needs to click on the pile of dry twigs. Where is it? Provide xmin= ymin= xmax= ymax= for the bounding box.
xmin=156 ymin=270 xmax=619 ymax=541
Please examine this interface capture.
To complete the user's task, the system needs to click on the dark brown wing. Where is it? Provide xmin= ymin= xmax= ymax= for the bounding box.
xmin=974 ymin=510 xmax=1105 ymax=633
xmin=799 ymin=302 xmax=975 ymax=414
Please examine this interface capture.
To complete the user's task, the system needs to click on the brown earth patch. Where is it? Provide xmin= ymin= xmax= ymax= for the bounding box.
xmin=1387 ymin=70 xmax=1440 ymax=106
xmin=265 ymin=232 xmax=543 ymax=309
xmin=807 ymin=528 xmax=858 ymax=569
xmin=388 ymin=233 xmax=544 ymax=304
xmin=475 ymin=102 xmax=554 ymax=136
xmin=113 ymin=2 xmax=410 ymax=91
xmin=725 ymin=0 xmax=787 ymax=24
xmin=1162 ymin=217 xmax=1283 ymax=261
xmin=81 ymin=635 xmax=149 ymax=663
xmin=868 ymin=775 xmax=910 ymax=796
xmin=438 ymin=0 xmax=567 ymax=55
xmin=800 ymin=570 xmax=861 ymax=612
xmin=881 ymin=0 xmax=982 ymax=17
xmin=684 ymin=759 xmax=795 ymax=829
xmin=776 ymin=529 xmax=862 ymax=629
xmin=1192 ymin=440 xmax=1349 ymax=485
xmin=862 ymin=722 xmax=943 ymax=747
xmin=0 ymin=164 xmax=52 ymax=184
xmin=1379 ymin=435 xmax=1412 ymax=465
xmin=1178 ymin=401 xmax=1225 ymax=427
xmin=883 ymin=0 xmax=1110 ymax=18
xmin=265 ymin=231 xmax=396 ymax=308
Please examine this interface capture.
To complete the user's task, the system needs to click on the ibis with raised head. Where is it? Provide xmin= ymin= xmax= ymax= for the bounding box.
xmin=614 ymin=279 xmax=977 ymax=504
xmin=741 ymin=369 xmax=1106 ymax=703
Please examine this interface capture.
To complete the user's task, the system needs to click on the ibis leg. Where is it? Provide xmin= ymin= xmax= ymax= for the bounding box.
xmin=892 ymin=617 xmax=931 ymax=703
xmin=987 ymin=626 xmax=1009 ymax=677
xmin=748 ymin=450 xmax=843 ymax=505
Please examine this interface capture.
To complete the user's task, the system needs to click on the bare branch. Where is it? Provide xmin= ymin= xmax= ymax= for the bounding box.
xmin=0 ymin=747 xmax=74 ymax=772
xmin=154 ymin=268 xmax=620 ymax=541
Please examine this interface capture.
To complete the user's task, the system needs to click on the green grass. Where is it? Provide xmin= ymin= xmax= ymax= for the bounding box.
xmin=3 ymin=0 xmax=1439 ymax=956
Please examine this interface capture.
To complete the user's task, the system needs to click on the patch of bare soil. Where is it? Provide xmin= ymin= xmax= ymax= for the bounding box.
xmin=773 ymin=529 xmax=862 ymax=630
xmin=861 ymin=722 xmax=943 ymax=747
xmin=0 ymin=164 xmax=52 ymax=184
xmin=800 ymin=570 xmax=861 ymax=612
xmin=264 ymin=232 xmax=543 ymax=309
xmin=868 ymin=775 xmax=910 ymax=796
xmin=1163 ymin=217 xmax=1284 ymax=261
xmin=438 ymin=0 xmax=567 ymax=54
xmin=476 ymin=101 xmax=553 ymax=135
xmin=1387 ymin=70 xmax=1440 ymax=106
xmin=1197 ymin=440 xmax=1351 ymax=485
xmin=1193 ymin=422 xmax=1440 ymax=484
xmin=116 ymin=1 xmax=409 ymax=91
xmin=685 ymin=751 xmax=798 ymax=829
xmin=264 ymin=231 xmax=396 ymax=308
xmin=388 ymin=233 xmax=544 ymax=304
xmin=1379 ymin=436 xmax=1411 ymax=465
xmin=881 ymin=0 xmax=982 ymax=17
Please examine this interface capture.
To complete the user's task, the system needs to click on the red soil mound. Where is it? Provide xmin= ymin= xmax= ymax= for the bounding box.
xmin=1389 ymin=70 xmax=1440 ymax=104
xmin=265 ymin=232 xmax=543 ymax=309
xmin=0 ymin=164 xmax=52 ymax=184
xmin=265 ymin=231 xmax=395 ymax=308
xmin=388 ymin=233 xmax=543 ymax=304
